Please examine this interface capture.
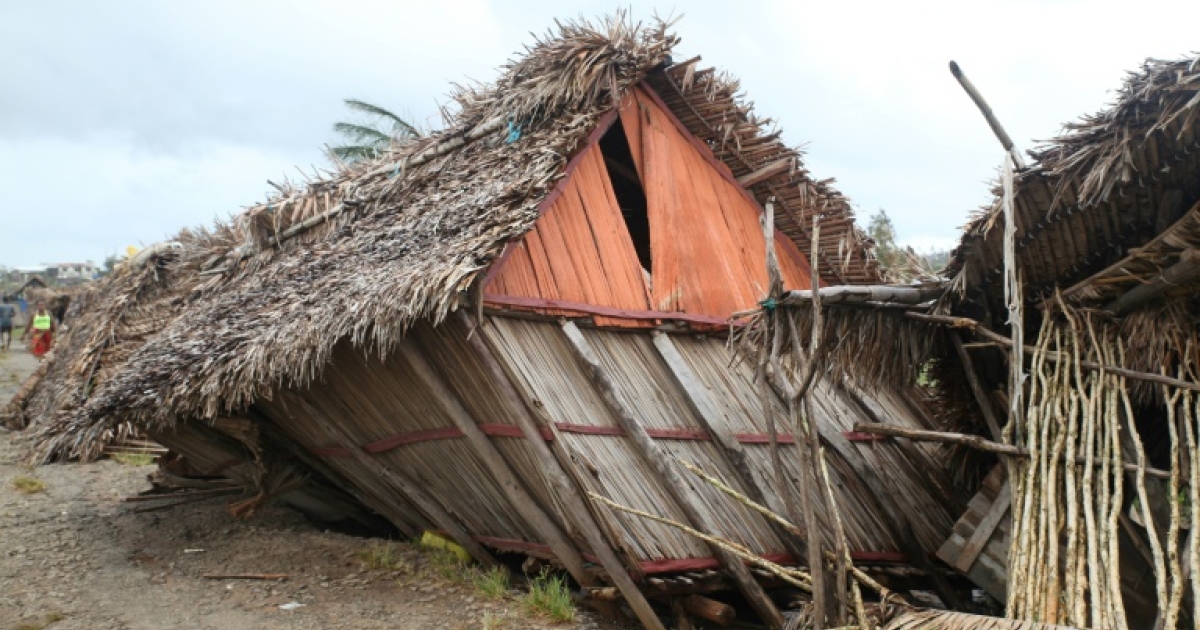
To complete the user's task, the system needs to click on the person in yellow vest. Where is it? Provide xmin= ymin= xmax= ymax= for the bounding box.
xmin=22 ymin=300 xmax=56 ymax=358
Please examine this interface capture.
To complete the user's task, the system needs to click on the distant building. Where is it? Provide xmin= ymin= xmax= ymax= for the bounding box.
xmin=44 ymin=261 xmax=100 ymax=286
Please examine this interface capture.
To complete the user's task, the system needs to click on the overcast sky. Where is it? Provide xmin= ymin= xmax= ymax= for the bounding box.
xmin=2 ymin=1 xmax=1197 ymax=267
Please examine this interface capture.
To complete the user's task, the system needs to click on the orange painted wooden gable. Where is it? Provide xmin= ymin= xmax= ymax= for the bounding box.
xmin=484 ymin=84 xmax=813 ymax=325
xmin=484 ymin=139 xmax=653 ymax=326
xmin=619 ymin=86 xmax=813 ymax=316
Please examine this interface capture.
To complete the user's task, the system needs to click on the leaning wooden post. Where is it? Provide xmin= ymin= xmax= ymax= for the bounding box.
xmin=951 ymin=332 xmax=1005 ymax=441
xmin=397 ymin=339 xmax=595 ymax=589
xmin=457 ymin=311 xmax=667 ymax=630
xmin=560 ymin=320 xmax=786 ymax=629
xmin=306 ymin=398 xmax=500 ymax=568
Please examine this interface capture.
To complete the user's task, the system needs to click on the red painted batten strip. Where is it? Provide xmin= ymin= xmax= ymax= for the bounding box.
xmin=484 ymin=294 xmax=739 ymax=327
xmin=363 ymin=427 xmax=464 ymax=454
xmin=734 ymin=433 xmax=796 ymax=445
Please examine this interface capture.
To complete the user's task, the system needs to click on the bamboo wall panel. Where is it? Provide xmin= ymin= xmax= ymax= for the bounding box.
xmin=667 ymin=335 xmax=901 ymax=550
xmin=485 ymin=317 xmax=709 ymax=561
xmin=621 ymin=87 xmax=813 ymax=316
xmin=583 ymin=329 xmax=784 ymax=552
xmin=412 ymin=319 xmax=584 ymax=550
xmin=259 ymin=341 xmax=539 ymax=542
xmin=485 ymin=142 xmax=652 ymax=327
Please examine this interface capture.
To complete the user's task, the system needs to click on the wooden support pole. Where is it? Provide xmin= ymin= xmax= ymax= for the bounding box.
xmin=458 ymin=312 xmax=667 ymax=630
xmin=560 ymin=321 xmax=786 ymax=629
xmin=763 ymin=370 xmax=965 ymax=611
xmin=780 ymin=284 xmax=944 ymax=307
xmin=304 ymin=396 xmax=500 ymax=568
xmin=948 ymin=61 xmax=1026 ymax=169
xmin=907 ymin=311 xmax=1200 ymax=393
xmin=651 ymin=332 xmax=809 ymax=565
xmin=951 ymin=332 xmax=1004 ymax=441
xmin=853 ymin=422 xmax=1175 ymax=480
xmin=396 ymin=339 xmax=594 ymax=588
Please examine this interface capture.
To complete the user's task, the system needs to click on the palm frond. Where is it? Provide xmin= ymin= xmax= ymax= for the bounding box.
xmin=343 ymin=99 xmax=420 ymax=139
xmin=331 ymin=122 xmax=393 ymax=146
xmin=885 ymin=610 xmax=1084 ymax=630
xmin=328 ymin=145 xmax=382 ymax=162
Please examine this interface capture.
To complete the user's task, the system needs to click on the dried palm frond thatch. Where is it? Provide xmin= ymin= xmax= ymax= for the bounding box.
xmin=9 ymin=13 xmax=878 ymax=464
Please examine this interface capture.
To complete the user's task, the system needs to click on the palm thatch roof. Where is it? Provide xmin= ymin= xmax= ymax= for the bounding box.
xmin=8 ymin=14 xmax=880 ymax=461
xmin=948 ymin=53 xmax=1200 ymax=313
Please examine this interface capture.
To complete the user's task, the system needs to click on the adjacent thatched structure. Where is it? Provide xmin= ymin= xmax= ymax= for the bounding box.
xmin=762 ymin=52 xmax=1200 ymax=630
xmin=4 ymin=15 xmax=974 ymax=630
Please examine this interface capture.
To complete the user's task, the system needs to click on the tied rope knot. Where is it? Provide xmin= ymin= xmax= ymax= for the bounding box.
xmin=759 ymin=297 xmax=779 ymax=312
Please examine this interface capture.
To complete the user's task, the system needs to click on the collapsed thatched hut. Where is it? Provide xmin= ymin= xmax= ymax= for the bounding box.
xmin=760 ymin=53 xmax=1200 ymax=629
xmin=6 ymin=16 xmax=972 ymax=629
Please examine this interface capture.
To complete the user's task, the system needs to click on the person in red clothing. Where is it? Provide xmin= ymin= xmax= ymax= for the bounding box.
xmin=22 ymin=300 xmax=55 ymax=358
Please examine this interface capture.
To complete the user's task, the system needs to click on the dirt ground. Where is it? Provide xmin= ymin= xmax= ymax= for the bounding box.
xmin=0 ymin=349 xmax=611 ymax=630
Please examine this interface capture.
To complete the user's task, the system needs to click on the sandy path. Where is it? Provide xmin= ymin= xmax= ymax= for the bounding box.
xmin=0 ymin=350 xmax=611 ymax=630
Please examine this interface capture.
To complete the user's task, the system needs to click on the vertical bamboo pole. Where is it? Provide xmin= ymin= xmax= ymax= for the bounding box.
xmin=458 ymin=311 xmax=667 ymax=630
xmin=396 ymin=339 xmax=594 ymax=588
xmin=560 ymin=320 xmax=785 ymax=629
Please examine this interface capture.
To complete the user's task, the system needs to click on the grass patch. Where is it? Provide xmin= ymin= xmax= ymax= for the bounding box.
xmin=11 ymin=475 xmax=45 ymax=494
xmin=521 ymin=570 xmax=575 ymax=623
xmin=427 ymin=548 xmax=468 ymax=582
xmin=110 ymin=452 xmax=155 ymax=466
xmin=481 ymin=610 xmax=509 ymax=630
xmin=469 ymin=565 xmax=511 ymax=600
xmin=11 ymin=611 xmax=65 ymax=630
xmin=356 ymin=541 xmax=411 ymax=572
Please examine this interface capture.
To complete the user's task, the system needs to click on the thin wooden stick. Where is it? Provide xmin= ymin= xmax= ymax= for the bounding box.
xmin=853 ymin=422 xmax=1174 ymax=480
xmin=676 ymin=459 xmax=905 ymax=604
xmin=588 ymin=492 xmax=814 ymax=592
xmin=908 ymin=312 xmax=1200 ymax=393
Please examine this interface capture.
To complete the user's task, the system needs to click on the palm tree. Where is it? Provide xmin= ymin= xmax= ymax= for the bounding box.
xmin=330 ymin=99 xmax=422 ymax=162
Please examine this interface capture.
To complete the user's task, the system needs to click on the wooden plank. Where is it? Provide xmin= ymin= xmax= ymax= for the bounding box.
xmin=460 ymin=312 xmax=667 ymax=630
xmin=396 ymin=340 xmax=596 ymax=590
xmin=560 ymin=321 xmax=785 ymax=629
xmin=953 ymin=482 xmax=1011 ymax=573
